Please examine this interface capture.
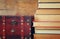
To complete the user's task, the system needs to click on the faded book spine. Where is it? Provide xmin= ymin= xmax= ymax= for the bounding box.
xmin=38 ymin=3 xmax=60 ymax=8
xmin=35 ymin=15 xmax=60 ymax=21
xmin=38 ymin=0 xmax=60 ymax=2
xmin=34 ymin=22 xmax=60 ymax=26
xmin=34 ymin=26 xmax=60 ymax=29
xmin=35 ymin=9 xmax=60 ymax=15
xmin=35 ymin=29 xmax=60 ymax=34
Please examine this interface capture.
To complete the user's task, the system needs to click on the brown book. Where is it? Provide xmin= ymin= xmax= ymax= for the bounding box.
xmin=35 ymin=15 xmax=60 ymax=21
xmin=35 ymin=9 xmax=60 ymax=14
xmin=34 ymin=34 xmax=60 ymax=39
xmin=38 ymin=3 xmax=60 ymax=8
xmin=35 ymin=26 xmax=60 ymax=29
xmin=34 ymin=22 xmax=60 ymax=27
xmin=38 ymin=0 xmax=60 ymax=2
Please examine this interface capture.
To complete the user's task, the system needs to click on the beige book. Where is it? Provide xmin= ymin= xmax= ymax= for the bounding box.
xmin=35 ymin=26 xmax=60 ymax=29
xmin=35 ymin=9 xmax=60 ymax=14
xmin=34 ymin=22 xmax=60 ymax=26
xmin=35 ymin=15 xmax=60 ymax=21
xmin=38 ymin=0 xmax=60 ymax=2
xmin=35 ymin=29 xmax=60 ymax=34
xmin=38 ymin=3 xmax=60 ymax=8
xmin=34 ymin=34 xmax=60 ymax=39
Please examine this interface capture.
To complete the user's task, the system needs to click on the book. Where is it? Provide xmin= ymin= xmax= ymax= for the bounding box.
xmin=38 ymin=0 xmax=60 ymax=2
xmin=35 ymin=26 xmax=60 ymax=29
xmin=34 ymin=34 xmax=60 ymax=39
xmin=35 ymin=15 xmax=60 ymax=21
xmin=34 ymin=22 xmax=60 ymax=26
xmin=38 ymin=3 xmax=60 ymax=8
xmin=35 ymin=29 xmax=60 ymax=34
xmin=35 ymin=9 xmax=60 ymax=15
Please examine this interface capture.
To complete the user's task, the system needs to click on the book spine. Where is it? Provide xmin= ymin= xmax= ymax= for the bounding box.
xmin=34 ymin=22 xmax=60 ymax=26
xmin=34 ymin=34 xmax=60 ymax=39
xmin=35 ymin=29 xmax=60 ymax=34
xmin=35 ymin=26 xmax=60 ymax=29
xmin=35 ymin=15 xmax=60 ymax=21
xmin=38 ymin=3 xmax=60 ymax=8
xmin=35 ymin=9 xmax=60 ymax=15
xmin=38 ymin=0 xmax=60 ymax=2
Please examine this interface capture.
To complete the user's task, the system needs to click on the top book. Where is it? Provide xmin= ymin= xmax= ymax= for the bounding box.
xmin=35 ymin=9 xmax=60 ymax=15
xmin=38 ymin=0 xmax=60 ymax=2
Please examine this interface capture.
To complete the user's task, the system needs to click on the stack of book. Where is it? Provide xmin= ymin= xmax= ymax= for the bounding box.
xmin=34 ymin=0 xmax=60 ymax=39
xmin=34 ymin=14 xmax=60 ymax=33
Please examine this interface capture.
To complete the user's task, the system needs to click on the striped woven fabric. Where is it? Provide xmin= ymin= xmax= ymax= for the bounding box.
xmin=0 ymin=16 xmax=33 ymax=39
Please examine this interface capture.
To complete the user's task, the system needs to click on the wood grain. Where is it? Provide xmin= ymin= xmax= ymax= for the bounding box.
xmin=17 ymin=0 xmax=37 ymax=16
xmin=0 ymin=0 xmax=37 ymax=16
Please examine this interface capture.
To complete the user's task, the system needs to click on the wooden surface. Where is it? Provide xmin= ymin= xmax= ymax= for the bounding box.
xmin=16 ymin=0 xmax=37 ymax=16
xmin=38 ymin=0 xmax=60 ymax=2
xmin=0 ymin=0 xmax=37 ymax=16
xmin=36 ymin=9 xmax=60 ymax=14
xmin=38 ymin=3 xmax=60 ymax=8
xmin=34 ymin=34 xmax=60 ymax=39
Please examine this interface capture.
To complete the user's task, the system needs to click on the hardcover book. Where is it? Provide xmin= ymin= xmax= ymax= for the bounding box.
xmin=35 ymin=9 xmax=60 ymax=15
xmin=38 ymin=0 xmax=60 ymax=2
xmin=35 ymin=29 xmax=60 ymax=34
xmin=34 ymin=22 xmax=60 ymax=26
xmin=34 ymin=34 xmax=60 ymax=39
xmin=38 ymin=3 xmax=60 ymax=8
xmin=35 ymin=26 xmax=60 ymax=29
xmin=35 ymin=15 xmax=60 ymax=21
